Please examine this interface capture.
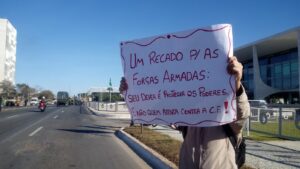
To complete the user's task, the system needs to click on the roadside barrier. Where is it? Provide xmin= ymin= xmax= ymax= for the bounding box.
xmin=248 ymin=107 xmax=300 ymax=140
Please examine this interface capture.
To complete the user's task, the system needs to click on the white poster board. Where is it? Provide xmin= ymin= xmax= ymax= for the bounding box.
xmin=120 ymin=24 xmax=236 ymax=127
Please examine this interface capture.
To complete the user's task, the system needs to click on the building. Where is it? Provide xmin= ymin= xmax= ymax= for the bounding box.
xmin=235 ymin=26 xmax=300 ymax=104
xmin=86 ymin=87 xmax=121 ymax=102
xmin=0 ymin=19 xmax=17 ymax=85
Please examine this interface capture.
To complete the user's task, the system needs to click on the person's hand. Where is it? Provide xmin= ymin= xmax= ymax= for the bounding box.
xmin=227 ymin=56 xmax=243 ymax=90
xmin=119 ymin=77 xmax=128 ymax=94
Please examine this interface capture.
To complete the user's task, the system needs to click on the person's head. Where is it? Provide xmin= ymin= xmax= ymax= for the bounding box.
xmin=42 ymin=96 xmax=45 ymax=100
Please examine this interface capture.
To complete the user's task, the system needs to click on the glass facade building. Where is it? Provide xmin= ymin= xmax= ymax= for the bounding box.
xmin=235 ymin=27 xmax=300 ymax=104
xmin=260 ymin=49 xmax=298 ymax=90
xmin=243 ymin=48 xmax=298 ymax=99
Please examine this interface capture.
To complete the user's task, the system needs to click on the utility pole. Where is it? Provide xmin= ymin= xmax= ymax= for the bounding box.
xmin=109 ymin=78 xmax=112 ymax=103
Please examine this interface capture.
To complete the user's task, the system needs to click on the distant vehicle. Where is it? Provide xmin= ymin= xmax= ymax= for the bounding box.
xmin=248 ymin=100 xmax=268 ymax=108
xmin=57 ymin=91 xmax=69 ymax=106
xmin=6 ymin=98 xmax=16 ymax=106
xmin=39 ymin=101 xmax=46 ymax=112
xmin=249 ymin=100 xmax=273 ymax=124
xmin=47 ymin=99 xmax=56 ymax=105
xmin=30 ymin=97 xmax=39 ymax=106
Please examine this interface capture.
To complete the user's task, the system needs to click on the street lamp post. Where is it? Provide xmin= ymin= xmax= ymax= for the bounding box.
xmin=109 ymin=90 xmax=111 ymax=103
xmin=108 ymin=78 xmax=112 ymax=103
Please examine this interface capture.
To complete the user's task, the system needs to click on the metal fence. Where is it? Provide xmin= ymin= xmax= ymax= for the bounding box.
xmin=87 ymin=101 xmax=129 ymax=112
xmin=86 ymin=101 xmax=300 ymax=140
xmin=247 ymin=106 xmax=300 ymax=140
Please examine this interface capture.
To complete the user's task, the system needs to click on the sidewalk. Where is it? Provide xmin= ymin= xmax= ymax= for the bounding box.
xmin=88 ymin=107 xmax=131 ymax=119
xmin=246 ymin=139 xmax=300 ymax=169
xmin=87 ymin=107 xmax=300 ymax=169
xmin=0 ymin=105 xmax=33 ymax=112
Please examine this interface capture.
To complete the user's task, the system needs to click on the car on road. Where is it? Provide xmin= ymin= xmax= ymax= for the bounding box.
xmin=30 ymin=97 xmax=39 ymax=106
xmin=47 ymin=99 xmax=56 ymax=105
xmin=5 ymin=99 xmax=16 ymax=106
xmin=249 ymin=100 xmax=273 ymax=124
xmin=248 ymin=100 xmax=268 ymax=108
xmin=57 ymin=91 xmax=69 ymax=106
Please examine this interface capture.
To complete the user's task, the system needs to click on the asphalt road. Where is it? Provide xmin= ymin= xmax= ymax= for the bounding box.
xmin=0 ymin=105 xmax=151 ymax=169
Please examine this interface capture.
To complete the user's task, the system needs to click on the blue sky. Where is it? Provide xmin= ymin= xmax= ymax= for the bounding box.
xmin=0 ymin=0 xmax=300 ymax=95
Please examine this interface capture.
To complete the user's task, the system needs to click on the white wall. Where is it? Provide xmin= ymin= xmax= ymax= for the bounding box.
xmin=0 ymin=19 xmax=17 ymax=85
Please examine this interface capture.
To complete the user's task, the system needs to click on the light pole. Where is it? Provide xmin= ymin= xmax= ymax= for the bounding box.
xmin=109 ymin=90 xmax=112 ymax=103
xmin=108 ymin=78 xmax=112 ymax=103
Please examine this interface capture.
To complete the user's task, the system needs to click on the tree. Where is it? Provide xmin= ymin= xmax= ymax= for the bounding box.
xmin=29 ymin=87 xmax=38 ymax=97
xmin=16 ymin=83 xmax=30 ymax=99
xmin=101 ymin=92 xmax=123 ymax=102
xmin=0 ymin=80 xmax=16 ymax=99
xmin=38 ymin=90 xmax=55 ymax=100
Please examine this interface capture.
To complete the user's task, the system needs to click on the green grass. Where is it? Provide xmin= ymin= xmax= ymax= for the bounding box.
xmin=250 ymin=120 xmax=300 ymax=139
xmin=124 ymin=126 xmax=181 ymax=166
xmin=244 ymin=131 xmax=285 ymax=141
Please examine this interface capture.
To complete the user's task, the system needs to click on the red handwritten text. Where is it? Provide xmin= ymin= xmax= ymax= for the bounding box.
xmin=198 ymin=87 xmax=228 ymax=97
xmin=163 ymin=69 xmax=206 ymax=83
xmin=133 ymin=72 xmax=159 ymax=86
xmin=147 ymin=109 xmax=161 ymax=116
xmin=136 ymin=109 xmax=146 ymax=116
xmin=163 ymin=109 xmax=179 ymax=115
xmin=187 ymin=90 xmax=197 ymax=97
xmin=181 ymin=106 xmax=221 ymax=114
xmin=127 ymin=94 xmax=139 ymax=103
xmin=190 ymin=48 xmax=219 ymax=60
xmin=163 ymin=90 xmax=185 ymax=98
xmin=135 ymin=109 xmax=161 ymax=116
xmin=130 ymin=53 xmax=144 ymax=69
xmin=141 ymin=93 xmax=157 ymax=101
xmin=148 ymin=51 xmax=183 ymax=64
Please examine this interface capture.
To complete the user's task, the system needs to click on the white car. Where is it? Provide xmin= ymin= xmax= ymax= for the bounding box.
xmin=30 ymin=97 xmax=39 ymax=105
xmin=248 ymin=100 xmax=268 ymax=108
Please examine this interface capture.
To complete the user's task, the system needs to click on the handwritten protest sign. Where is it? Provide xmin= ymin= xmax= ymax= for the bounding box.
xmin=120 ymin=24 xmax=236 ymax=127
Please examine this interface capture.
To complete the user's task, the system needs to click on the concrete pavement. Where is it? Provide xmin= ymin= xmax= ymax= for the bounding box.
xmin=0 ymin=105 xmax=34 ymax=112
xmin=88 ymin=107 xmax=131 ymax=119
xmin=0 ymin=105 xmax=152 ymax=169
xmin=87 ymin=106 xmax=300 ymax=169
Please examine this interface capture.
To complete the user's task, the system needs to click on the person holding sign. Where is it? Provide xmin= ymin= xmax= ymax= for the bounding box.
xmin=119 ymin=56 xmax=250 ymax=169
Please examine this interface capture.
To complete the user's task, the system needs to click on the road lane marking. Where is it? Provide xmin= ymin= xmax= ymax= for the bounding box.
xmin=53 ymin=115 xmax=58 ymax=119
xmin=7 ymin=115 xmax=19 ymax=119
xmin=0 ymin=108 xmax=64 ymax=144
xmin=29 ymin=126 xmax=43 ymax=137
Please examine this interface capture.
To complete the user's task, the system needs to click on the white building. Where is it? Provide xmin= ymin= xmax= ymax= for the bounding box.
xmin=0 ymin=19 xmax=17 ymax=85
xmin=86 ymin=87 xmax=120 ymax=102
xmin=87 ymin=87 xmax=119 ymax=95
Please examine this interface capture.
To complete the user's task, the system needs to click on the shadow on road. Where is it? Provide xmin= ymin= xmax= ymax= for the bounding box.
xmin=57 ymin=128 xmax=114 ymax=134
xmin=31 ymin=110 xmax=43 ymax=112
xmin=247 ymin=140 xmax=300 ymax=168
xmin=80 ymin=125 xmax=122 ymax=131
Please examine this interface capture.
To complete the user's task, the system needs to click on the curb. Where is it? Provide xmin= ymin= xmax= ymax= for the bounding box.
xmin=87 ymin=107 xmax=131 ymax=119
xmin=87 ymin=107 xmax=110 ymax=117
xmin=116 ymin=128 xmax=178 ymax=169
